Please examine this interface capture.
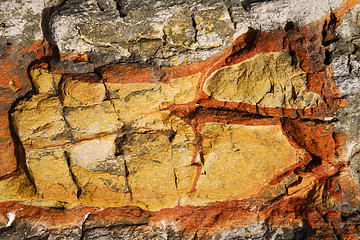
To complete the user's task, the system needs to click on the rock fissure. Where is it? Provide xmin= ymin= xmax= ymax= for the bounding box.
xmin=64 ymin=151 xmax=82 ymax=199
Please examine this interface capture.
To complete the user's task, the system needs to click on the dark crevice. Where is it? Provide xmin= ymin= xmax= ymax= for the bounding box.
xmin=284 ymin=21 xmax=295 ymax=32
xmin=191 ymin=14 xmax=198 ymax=42
xmin=340 ymin=211 xmax=359 ymax=222
xmin=302 ymin=154 xmax=323 ymax=173
xmin=185 ymin=105 xmax=274 ymax=121
xmin=64 ymin=151 xmax=82 ymax=199
xmin=330 ymin=222 xmax=342 ymax=240
xmin=123 ymin=160 xmax=132 ymax=197
xmin=49 ymin=203 xmax=66 ymax=210
xmin=115 ymin=134 xmax=127 ymax=156
xmin=173 ymin=169 xmax=178 ymax=189
xmin=80 ymin=221 xmax=148 ymax=237
xmin=24 ymin=233 xmax=50 ymax=240
xmin=115 ymin=0 xmax=127 ymax=17
xmin=324 ymin=49 xmax=331 ymax=65
xmin=322 ymin=11 xmax=339 ymax=47
xmin=288 ymin=48 xmax=298 ymax=67
xmin=348 ymin=54 xmax=353 ymax=74
xmin=287 ymin=176 xmax=303 ymax=189
xmin=225 ymin=27 xmax=258 ymax=65
xmin=58 ymin=78 xmax=76 ymax=143
xmin=199 ymin=151 xmax=205 ymax=165
xmin=79 ymin=214 xmax=90 ymax=240
xmin=166 ymin=130 xmax=177 ymax=143
xmin=96 ymin=0 xmax=105 ymax=11
xmin=226 ymin=6 xmax=236 ymax=29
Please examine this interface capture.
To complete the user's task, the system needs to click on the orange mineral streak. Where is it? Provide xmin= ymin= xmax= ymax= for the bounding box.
xmin=0 ymin=198 xmax=310 ymax=238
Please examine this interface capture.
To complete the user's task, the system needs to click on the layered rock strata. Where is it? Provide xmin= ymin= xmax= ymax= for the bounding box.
xmin=1 ymin=0 xmax=360 ymax=239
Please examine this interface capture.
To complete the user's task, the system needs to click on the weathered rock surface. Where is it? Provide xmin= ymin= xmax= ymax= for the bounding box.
xmin=9 ymin=67 xmax=314 ymax=210
xmin=50 ymin=0 xmax=342 ymax=66
xmin=2 ymin=0 xmax=360 ymax=239
xmin=204 ymin=50 xmax=322 ymax=108
xmin=331 ymin=3 xmax=360 ymax=99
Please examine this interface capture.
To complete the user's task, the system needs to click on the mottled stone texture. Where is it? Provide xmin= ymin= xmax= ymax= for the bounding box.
xmin=2 ymin=0 xmax=360 ymax=239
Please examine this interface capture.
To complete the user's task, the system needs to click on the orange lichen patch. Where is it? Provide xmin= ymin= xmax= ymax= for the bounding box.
xmin=0 ymin=201 xmax=99 ymax=228
xmin=0 ymin=114 xmax=11 ymax=140
xmin=168 ymin=106 xmax=281 ymax=131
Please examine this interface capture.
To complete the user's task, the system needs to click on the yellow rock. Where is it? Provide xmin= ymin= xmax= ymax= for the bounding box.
xmin=71 ymin=165 xmax=130 ymax=207
xmin=169 ymin=73 xmax=200 ymax=105
xmin=61 ymin=77 xmax=106 ymax=107
xmin=30 ymin=69 xmax=62 ymax=94
xmin=203 ymin=51 xmax=322 ymax=109
xmin=11 ymin=96 xmax=68 ymax=148
xmin=10 ymin=65 xmax=316 ymax=211
xmin=67 ymin=134 xmax=124 ymax=175
xmin=106 ymin=73 xmax=199 ymax=123
xmin=26 ymin=147 xmax=78 ymax=202
xmin=63 ymin=101 xmax=122 ymax=140
xmin=0 ymin=169 xmax=36 ymax=202
xmin=186 ymin=123 xmax=305 ymax=205
xmin=122 ymin=111 xmax=197 ymax=210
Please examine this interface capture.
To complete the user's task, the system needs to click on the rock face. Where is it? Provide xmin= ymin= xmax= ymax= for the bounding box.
xmin=2 ymin=0 xmax=360 ymax=239
xmin=203 ymin=50 xmax=322 ymax=108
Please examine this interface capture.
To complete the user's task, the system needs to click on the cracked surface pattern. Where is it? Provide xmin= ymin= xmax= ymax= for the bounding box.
xmin=1 ymin=0 xmax=360 ymax=239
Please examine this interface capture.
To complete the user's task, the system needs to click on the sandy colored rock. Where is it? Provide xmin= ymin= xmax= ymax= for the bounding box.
xmin=26 ymin=147 xmax=78 ymax=202
xmin=61 ymin=77 xmax=106 ymax=107
xmin=71 ymin=165 xmax=130 ymax=207
xmin=67 ymin=134 xmax=125 ymax=175
xmin=203 ymin=51 xmax=322 ymax=109
xmin=63 ymin=101 xmax=122 ymax=140
xmin=30 ymin=68 xmax=62 ymax=94
xmin=186 ymin=123 xmax=305 ymax=204
xmin=0 ymin=169 xmax=35 ymax=202
xmin=123 ymin=111 xmax=197 ymax=210
xmin=11 ymin=95 xmax=68 ymax=148
xmin=108 ymin=74 xmax=199 ymax=123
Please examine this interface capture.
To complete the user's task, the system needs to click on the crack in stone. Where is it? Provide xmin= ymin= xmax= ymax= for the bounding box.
xmin=64 ymin=151 xmax=82 ymax=199
xmin=191 ymin=14 xmax=198 ymax=43
xmin=123 ymin=160 xmax=132 ymax=198
xmin=226 ymin=6 xmax=236 ymax=30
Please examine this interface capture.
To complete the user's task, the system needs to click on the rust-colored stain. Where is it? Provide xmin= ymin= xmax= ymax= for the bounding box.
xmin=0 ymin=1 xmax=359 ymax=234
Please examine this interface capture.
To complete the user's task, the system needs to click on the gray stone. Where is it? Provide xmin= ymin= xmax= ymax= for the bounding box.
xmin=50 ymin=0 xmax=235 ymax=66
xmin=50 ymin=0 xmax=341 ymax=66
xmin=330 ymin=3 xmax=360 ymax=99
